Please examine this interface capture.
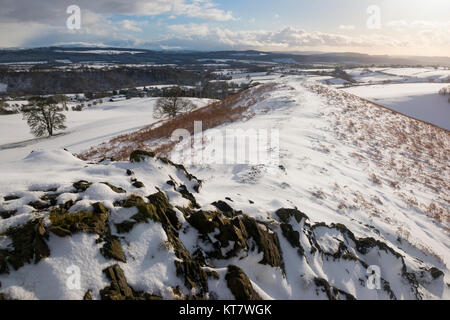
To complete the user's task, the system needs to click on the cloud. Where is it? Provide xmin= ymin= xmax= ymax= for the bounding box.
xmin=0 ymin=0 xmax=234 ymax=23
xmin=339 ymin=25 xmax=355 ymax=30
xmin=0 ymin=0 xmax=235 ymax=47
xmin=385 ymin=20 xmax=450 ymax=47
xmin=121 ymin=20 xmax=143 ymax=32
xmin=163 ymin=25 xmax=405 ymax=50
xmin=168 ymin=23 xmax=211 ymax=37
xmin=387 ymin=20 xmax=450 ymax=29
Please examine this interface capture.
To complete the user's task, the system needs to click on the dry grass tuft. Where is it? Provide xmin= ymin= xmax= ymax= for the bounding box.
xmin=78 ymin=83 xmax=276 ymax=161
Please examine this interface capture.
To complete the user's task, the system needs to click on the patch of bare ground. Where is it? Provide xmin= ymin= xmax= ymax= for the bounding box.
xmin=78 ymin=83 xmax=277 ymax=162
xmin=306 ymin=83 xmax=450 ymax=231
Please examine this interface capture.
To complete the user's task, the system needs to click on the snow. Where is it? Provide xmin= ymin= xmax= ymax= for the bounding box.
xmin=0 ymin=83 xmax=7 ymax=93
xmin=120 ymin=222 xmax=184 ymax=298
xmin=0 ymin=97 xmax=215 ymax=164
xmin=170 ymin=76 xmax=449 ymax=298
xmin=382 ymin=68 xmax=450 ymax=81
xmin=0 ymin=74 xmax=448 ymax=300
xmin=0 ymin=232 xmax=110 ymax=300
xmin=341 ymin=83 xmax=450 ymax=130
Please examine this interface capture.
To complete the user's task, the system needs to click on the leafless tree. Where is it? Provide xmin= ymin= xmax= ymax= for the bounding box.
xmin=153 ymin=86 xmax=195 ymax=119
xmin=22 ymin=96 xmax=67 ymax=137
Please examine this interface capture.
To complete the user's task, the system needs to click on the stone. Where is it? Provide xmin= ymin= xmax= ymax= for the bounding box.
xmin=129 ymin=150 xmax=155 ymax=163
xmin=5 ymin=219 xmax=50 ymax=270
xmin=225 ymin=265 xmax=261 ymax=300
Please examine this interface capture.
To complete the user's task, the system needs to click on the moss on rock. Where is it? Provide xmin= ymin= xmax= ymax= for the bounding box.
xmin=129 ymin=150 xmax=155 ymax=163
xmin=49 ymin=209 xmax=108 ymax=237
xmin=101 ymin=182 xmax=126 ymax=194
xmin=5 ymin=219 xmax=50 ymax=270
xmin=100 ymin=264 xmax=135 ymax=300
xmin=72 ymin=180 xmax=92 ymax=192
xmin=100 ymin=235 xmax=126 ymax=263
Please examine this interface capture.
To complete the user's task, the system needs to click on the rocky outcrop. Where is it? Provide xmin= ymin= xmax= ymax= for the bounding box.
xmin=129 ymin=150 xmax=155 ymax=163
xmin=4 ymin=219 xmax=50 ymax=271
xmin=313 ymin=277 xmax=356 ymax=300
xmin=0 ymin=150 xmax=446 ymax=300
xmin=225 ymin=265 xmax=262 ymax=300
xmin=185 ymin=208 xmax=284 ymax=272
xmin=100 ymin=264 xmax=162 ymax=300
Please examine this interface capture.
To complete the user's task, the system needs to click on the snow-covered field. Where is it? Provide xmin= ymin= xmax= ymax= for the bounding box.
xmin=0 ymin=97 xmax=215 ymax=165
xmin=0 ymin=76 xmax=448 ymax=300
xmin=345 ymin=67 xmax=450 ymax=84
xmin=341 ymin=83 xmax=450 ymax=130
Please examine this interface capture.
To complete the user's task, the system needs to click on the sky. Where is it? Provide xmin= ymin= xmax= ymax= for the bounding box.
xmin=0 ymin=0 xmax=449 ymax=56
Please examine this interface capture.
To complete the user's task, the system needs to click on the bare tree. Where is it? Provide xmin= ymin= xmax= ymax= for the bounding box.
xmin=22 ymin=96 xmax=67 ymax=137
xmin=153 ymin=86 xmax=195 ymax=119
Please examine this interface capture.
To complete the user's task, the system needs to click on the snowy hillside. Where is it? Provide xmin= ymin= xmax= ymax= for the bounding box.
xmin=341 ymin=83 xmax=450 ymax=130
xmin=0 ymin=77 xmax=448 ymax=300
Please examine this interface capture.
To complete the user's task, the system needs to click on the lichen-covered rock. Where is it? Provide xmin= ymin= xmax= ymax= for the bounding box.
xmin=211 ymin=200 xmax=234 ymax=217
xmin=114 ymin=195 xmax=161 ymax=233
xmin=101 ymin=182 xmax=126 ymax=194
xmin=83 ymin=290 xmax=93 ymax=300
xmin=225 ymin=265 xmax=261 ymax=300
xmin=187 ymin=210 xmax=218 ymax=234
xmin=5 ymin=219 xmax=50 ymax=270
xmin=275 ymin=208 xmax=308 ymax=224
xmin=100 ymin=264 xmax=135 ymax=300
xmin=429 ymin=267 xmax=444 ymax=280
xmin=28 ymin=200 xmax=52 ymax=210
xmin=0 ymin=210 xmax=16 ymax=219
xmin=3 ymin=195 xmax=20 ymax=201
xmin=100 ymin=264 xmax=163 ymax=300
xmin=0 ymin=250 xmax=11 ymax=274
xmin=177 ymin=185 xmax=200 ymax=209
xmin=72 ymin=180 xmax=92 ymax=192
xmin=313 ymin=277 xmax=356 ymax=300
xmin=49 ymin=210 xmax=108 ymax=237
xmin=239 ymin=216 xmax=284 ymax=271
xmin=158 ymin=157 xmax=202 ymax=191
xmin=167 ymin=227 xmax=209 ymax=296
xmin=92 ymin=202 xmax=108 ymax=215
xmin=186 ymin=209 xmax=284 ymax=270
xmin=280 ymin=223 xmax=304 ymax=256
xmin=129 ymin=150 xmax=155 ymax=163
xmin=100 ymin=235 xmax=126 ymax=263
xmin=132 ymin=181 xmax=145 ymax=188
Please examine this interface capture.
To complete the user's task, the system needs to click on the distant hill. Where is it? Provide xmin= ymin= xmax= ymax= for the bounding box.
xmin=0 ymin=47 xmax=449 ymax=66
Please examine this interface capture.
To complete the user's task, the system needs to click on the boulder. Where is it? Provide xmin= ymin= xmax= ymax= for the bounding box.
xmin=129 ymin=150 xmax=155 ymax=163
xmin=5 ymin=219 xmax=50 ymax=270
xmin=225 ymin=265 xmax=261 ymax=300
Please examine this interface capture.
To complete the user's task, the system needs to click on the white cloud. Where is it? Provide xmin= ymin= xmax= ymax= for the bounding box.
xmin=339 ymin=25 xmax=355 ymax=30
xmin=165 ymin=25 xmax=397 ymax=49
xmin=385 ymin=20 xmax=450 ymax=47
xmin=0 ymin=0 xmax=235 ymax=23
xmin=121 ymin=20 xmax=143 ymax=32
xmin=387 ymin=20 xmax=450 ymax=29
xmin=168 ymin=23 xmax=211 ymax=38
xmin=156 ymin=24 xmax=450 ymax=55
